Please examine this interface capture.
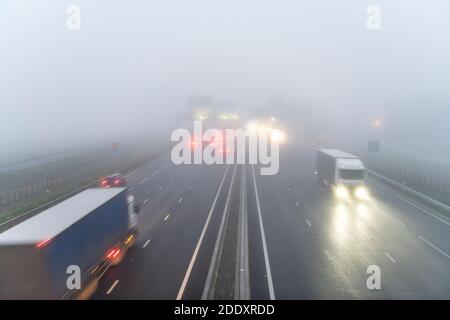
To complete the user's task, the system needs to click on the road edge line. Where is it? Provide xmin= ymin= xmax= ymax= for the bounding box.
xmin=251 ymin=165 xmax=275 ymax=300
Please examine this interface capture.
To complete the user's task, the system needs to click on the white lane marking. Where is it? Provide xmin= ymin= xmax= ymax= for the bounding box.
xmin=142 ymin=239 xmax=151 ymax=248
xmin=143 ymin=198 xmax=149 ymax=204
xmin=303 ymin=137 xmax=321 ymax=148
xmin=251 ymin=165 xmax=275 ymax=300
xmin=125 ymin=168 xmax=140 ymax=178
xmin=306 ymin=219 xmax=311 ymax=227
xmin=390 ymin=215 xmax=406 ymax=228
xmin=164 ymin=214 xmax=170 ymax=222
xmin=151 ymin=170 xmax=160 ymax=176
xmin=106 ymin=280 xmax=119 ymax=295
xmin=188 ymin=185 xmax=192 ymax=190
xmin=158 ymin=186 xmax=163 ymax=191
xmin=295 ymin=201 xmax=300 ymax=207
xmin=128 ymin=186 xmax=135 ymax=191
xmin=371 ymin=201 xmax=407 ymax=228
xmin=324 ymin=250 xmax=333 ymax=261
xmin=176 ymin=166 xmax=230 ymax=300
xmin=202 ymin=165 xmax=238 ymax=300
xmin=46 ymin=190 xmax=52 ymax=194
xmin=417 ymin=235 xmax=450 ymax=259
xmin=371 ymin=180 xmax=450 ymax=227
xmin=385 ymin=252 xmax=396 ymax=263
xmin=178 ymin=198 xmax=183 ymax=203
xmin=139 ymin=177 xmax=149 ymax=185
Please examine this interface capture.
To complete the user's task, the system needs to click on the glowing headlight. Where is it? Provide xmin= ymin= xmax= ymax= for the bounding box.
xmin=355 ymin=186 xmax=369 ymax=200
xmin=271 ymin=130 xmax=286 ymax=143
xmin=246 ymin=121 xmax=258 ymax=132
xmin=335 ymin=186 xmax=349 ymax=199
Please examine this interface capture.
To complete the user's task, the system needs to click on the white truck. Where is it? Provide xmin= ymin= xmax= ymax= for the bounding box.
xmin=316 ymin=149 xmax=369 ymax=200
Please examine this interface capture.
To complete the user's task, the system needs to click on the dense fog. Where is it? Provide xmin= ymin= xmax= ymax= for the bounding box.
xmin=1 ymin=0 xmax=449 ymax=163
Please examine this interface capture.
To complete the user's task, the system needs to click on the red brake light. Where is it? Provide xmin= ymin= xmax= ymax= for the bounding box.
xmin=112 ymin=249 xmax=121 ymax=258
xmin=107 ymin=248 xmax=121 ymax=259
xmin=107 ymin=249 xmax=115 ymax=259
xmin=36 ymin=238 xmax=52 ymax=248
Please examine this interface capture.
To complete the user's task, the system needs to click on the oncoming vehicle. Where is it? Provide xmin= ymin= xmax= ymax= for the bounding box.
xmin=100 ymin=173 xmax=127 ymax=188
xmin=316 ymin=149 xmax=369 ymax=200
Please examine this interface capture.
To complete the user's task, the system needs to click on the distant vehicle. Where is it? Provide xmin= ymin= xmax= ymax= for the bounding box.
xmin=0 ymin=187 xmax=139 ymax=299
xmin=100 ymin=173 xmax=127 ymax=188
xmin=316 ymin=149 xmax=369 ymax=200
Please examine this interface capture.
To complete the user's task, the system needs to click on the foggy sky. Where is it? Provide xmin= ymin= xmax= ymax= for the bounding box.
xmin=1 ymin=0 xmax=450 ymax=162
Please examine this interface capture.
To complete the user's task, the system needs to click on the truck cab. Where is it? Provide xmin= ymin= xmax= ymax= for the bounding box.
xmin=335 ymin=158 xmax=365 ymax=187
xmin=316 ymin=149 xmax=369 ymax=200
xmin=334 ymin=158 xmax=368 ymax=200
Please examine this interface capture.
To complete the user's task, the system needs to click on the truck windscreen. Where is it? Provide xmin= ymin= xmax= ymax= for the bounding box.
xmin=339 ymin=169 xmax=364 ymax=180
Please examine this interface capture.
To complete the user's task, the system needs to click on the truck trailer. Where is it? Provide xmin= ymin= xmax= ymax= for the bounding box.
xmin=0 ymin=187 xmax=139 ymax=299
xmin=316 ymin=149 xmax=369 ymax=200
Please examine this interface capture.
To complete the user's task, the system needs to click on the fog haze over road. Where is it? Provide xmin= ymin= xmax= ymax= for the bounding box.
xmin=1 ymin=0 xmax=450 ymax=162
xmin=1 ymin=1 xmax=450 ymax=304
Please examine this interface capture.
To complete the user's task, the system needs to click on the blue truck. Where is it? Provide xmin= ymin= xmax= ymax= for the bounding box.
xmin=0 ymin=187 xmax=139 ymax=299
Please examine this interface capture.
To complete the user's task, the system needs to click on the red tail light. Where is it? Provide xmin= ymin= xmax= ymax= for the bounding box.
xmin=36 ymin=238 xmax=52 ymax=248
xmin=107 ymin=248 xmax=121 ymax=259
xmin=112 ymin=249 xmax=121 ymax=258
xmin=107 ymin=249 xmax=115 ymax=259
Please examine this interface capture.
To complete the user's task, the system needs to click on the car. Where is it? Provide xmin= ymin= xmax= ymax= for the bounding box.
xmin=99 ymin=173 xmax=127 ymax=188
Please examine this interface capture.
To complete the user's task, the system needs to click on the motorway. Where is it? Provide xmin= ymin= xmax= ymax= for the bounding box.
xmin=92 ymin=139 xmax=450 ymax=300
